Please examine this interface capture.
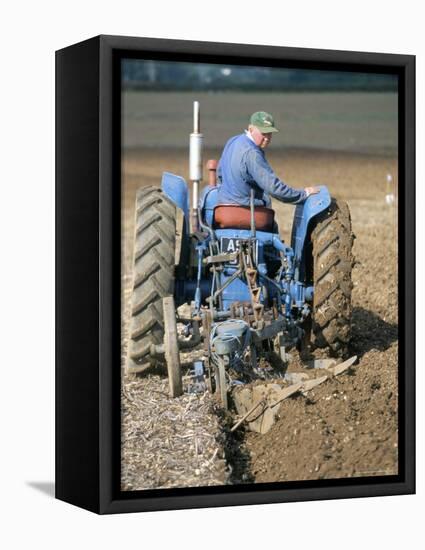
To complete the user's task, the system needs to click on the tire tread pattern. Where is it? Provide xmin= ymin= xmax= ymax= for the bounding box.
xmin=311 ymin=199 xmax=354 ymax=356
xmin=128 ymin=187 xmax=176 ymax=371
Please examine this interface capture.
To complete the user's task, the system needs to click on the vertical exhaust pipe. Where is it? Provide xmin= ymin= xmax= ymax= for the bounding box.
xmin=190 ymin=101 xmax=203 ymax=232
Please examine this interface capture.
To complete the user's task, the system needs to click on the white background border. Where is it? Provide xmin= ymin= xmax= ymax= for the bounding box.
xmin=1 ymin=1 xmax=421 ymax=547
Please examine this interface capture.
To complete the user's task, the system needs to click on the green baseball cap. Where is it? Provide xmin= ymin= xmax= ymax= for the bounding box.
xmin=249 ymin=111 xmax=279 ymax=133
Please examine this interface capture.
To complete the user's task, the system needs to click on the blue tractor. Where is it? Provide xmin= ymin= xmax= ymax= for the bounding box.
xmin=127 ymin=103 xmax=353 ymax=408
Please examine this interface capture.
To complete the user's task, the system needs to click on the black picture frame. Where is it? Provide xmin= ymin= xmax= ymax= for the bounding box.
xmin=56 ymin=34 xmax=415 ymax=514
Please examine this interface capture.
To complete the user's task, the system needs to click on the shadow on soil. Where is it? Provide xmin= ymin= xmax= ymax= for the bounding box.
xmin=350 ymin=307 xmax=398 ymax=358
xmin=215 ymin=408 xmax=254 ymax=485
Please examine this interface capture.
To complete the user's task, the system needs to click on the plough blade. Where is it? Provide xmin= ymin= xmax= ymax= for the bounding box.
xmin=233 ymin=383 xmax=303 ymax=434
xmin=284 ymin=372 xmax=309 ymax=384
xmin=304 ymin=358 xmax=337 ymax=370
xmin=232 ymin=355 xmax=357 ymax=434
xmin=304 ymin=355 xmax=357 ymax=373
xmin=327 ymin=355 xmax=357 ymax=376
xmin=302 ymin=375 xmax=328 ymax=392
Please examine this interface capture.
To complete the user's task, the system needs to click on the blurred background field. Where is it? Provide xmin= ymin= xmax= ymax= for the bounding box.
xmin=123 ymin=91 xmax=398 ymax=155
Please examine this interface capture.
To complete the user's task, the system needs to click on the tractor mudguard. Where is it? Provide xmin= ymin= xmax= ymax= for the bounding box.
xmin=291 ymin=185 xmax=331 ymax=280
xmin=161 ymin=172 xmax=190 ymax=234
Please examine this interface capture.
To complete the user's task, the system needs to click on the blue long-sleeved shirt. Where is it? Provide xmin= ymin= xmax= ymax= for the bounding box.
xmin=216 ymin=133 xmax=306 ymax=206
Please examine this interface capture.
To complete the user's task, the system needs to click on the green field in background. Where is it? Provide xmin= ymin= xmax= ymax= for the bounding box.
xmin=122 ymin=91 xmax=398 ymax=156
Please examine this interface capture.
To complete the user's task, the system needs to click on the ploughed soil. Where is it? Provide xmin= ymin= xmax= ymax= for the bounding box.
xmin=122 ymin=147 xmax=398 ymax=487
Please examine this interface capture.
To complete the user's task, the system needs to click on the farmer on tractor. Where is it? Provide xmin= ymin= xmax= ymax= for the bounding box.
xmin=127 ymin=101 xmax=353 ymax=413
xmin=217 ymin=111 xmax=319 ymax=206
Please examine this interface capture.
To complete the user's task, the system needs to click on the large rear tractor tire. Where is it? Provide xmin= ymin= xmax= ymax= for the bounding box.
xmin=310 ymin=199 xmax=354 ymax=357
xmin=127 ymin=187 xmax=177 ymax=373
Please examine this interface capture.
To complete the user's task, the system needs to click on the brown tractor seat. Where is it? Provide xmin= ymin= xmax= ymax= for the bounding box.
xmin=213 ymin=204 xmax=275 ymax=232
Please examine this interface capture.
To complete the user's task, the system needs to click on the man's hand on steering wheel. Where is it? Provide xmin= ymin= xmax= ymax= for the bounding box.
xmin=304 ymin=186 xmax=321 ymax=197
